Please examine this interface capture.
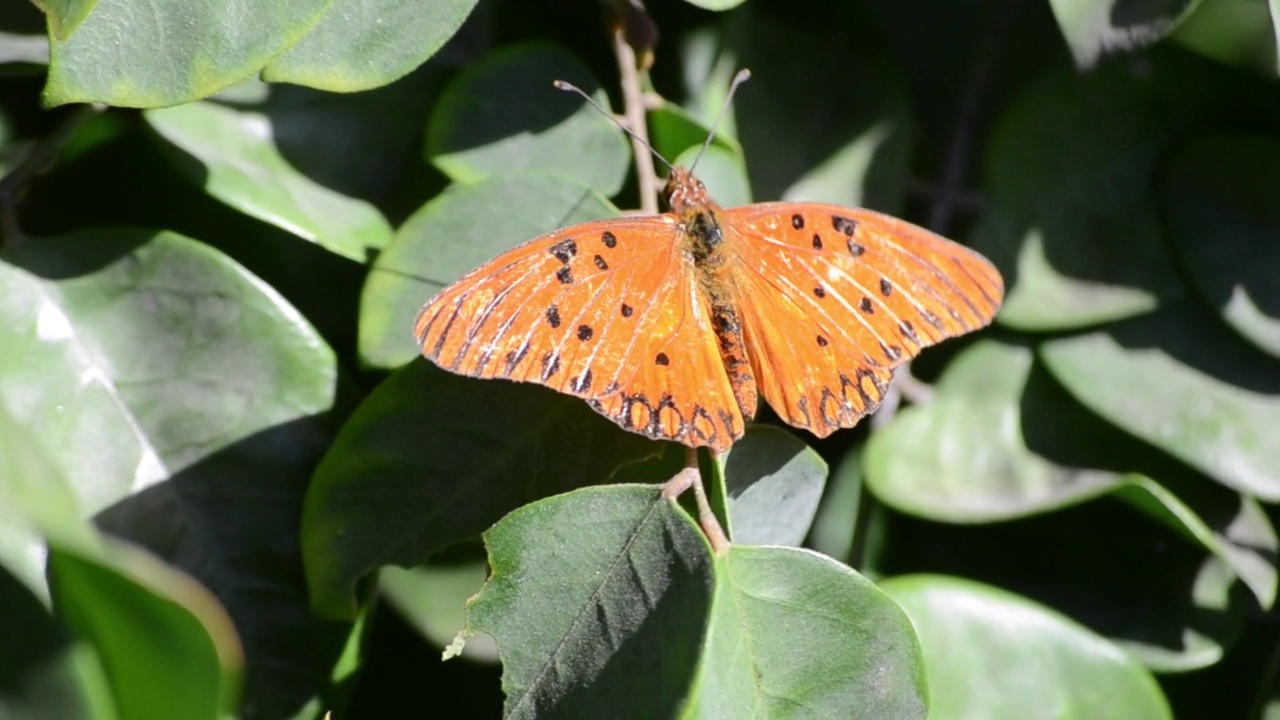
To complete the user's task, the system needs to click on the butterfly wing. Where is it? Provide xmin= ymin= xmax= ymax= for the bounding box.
xmin=723 ymin=202 xmax=1004 ymax=438
xmin=414 ymin=217 xmax=744 ymax=451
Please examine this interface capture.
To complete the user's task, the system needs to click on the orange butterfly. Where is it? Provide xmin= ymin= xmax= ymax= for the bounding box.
xmin=414 ymin=164 xmax=1003 ymax=453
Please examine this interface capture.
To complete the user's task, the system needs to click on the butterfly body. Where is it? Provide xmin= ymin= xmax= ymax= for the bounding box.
xmin=415 ymin=168 xmax=1003 ymax=452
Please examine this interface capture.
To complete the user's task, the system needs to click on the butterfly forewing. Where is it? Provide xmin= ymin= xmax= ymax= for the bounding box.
xmin=722 ymin=202 xmax=1004 ymax=438
xmin=414 ymin=218 xmax=744 ymax=450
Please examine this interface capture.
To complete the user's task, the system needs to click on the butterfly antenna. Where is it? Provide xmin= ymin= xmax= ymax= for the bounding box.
xmin=689 ymin=68 xmax=751 ymax=175
xmin=553 ymin=80 xmax=674 ymax=174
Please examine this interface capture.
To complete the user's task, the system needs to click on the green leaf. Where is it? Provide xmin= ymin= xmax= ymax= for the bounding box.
xmin=425 ymin=43 xmax=630 ymax=195
xmin=684 ymin=545 xmax=927 ymax=719
xmin=301 ymin=360 xmax=666 ymax=619
xmin=466 ymin=485 xmax=714 ymax=719
xmin=866 ymin=339 xmax=1117 ymax=522
xmin=719 ymin=426 xmax=826 ymax=546
xmin=145 ymin=101 xmax=393 ymax=262
xmin=0 ymin=229 xmax=336 ymax=515
xmin=359 ymin=173 xmax=619 ymax=369
xmin=1047 ymin=0 xmax=1201 ymax=67
xmin=970 ymin=49 xmax=1280 ymax=330
xmin=806 ymin=444 xmax=864 ymax=564
xmin=30 ymin=0 xmax=95 ymax=41
xmin=43 ymin=0 xmax=331 ymax=107
xmin=881 ymin=575 xmax=1171 ymax=720
xmin=0 ymin=560 xmax=109 ymax=719
xmin=262 ymin=0 xmax=478 ymax=92
xmin=686 ymin=3 xmax=913 ymax=210
xmin=1172 ymin=0 xmax=1280 ymax=76
xmin=49 ymin=538 xmax=244 ymax=720
xmin=1162 ymin=133 xmax=1280 ymax=358
xmin=647 ymin=102 xmax=742 ymax=164
xmin=1041 ymin=300 xmax=1280 ymax=500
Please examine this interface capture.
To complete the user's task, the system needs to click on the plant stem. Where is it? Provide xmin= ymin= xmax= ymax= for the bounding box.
xmin=661 ymin=447 xmax=729 ymax=553
xmin=611 ymin=22 xmax=659 ymax=214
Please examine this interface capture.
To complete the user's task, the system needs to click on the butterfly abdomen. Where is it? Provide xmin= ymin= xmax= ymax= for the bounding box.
xmin=681 ymin=206 xmax=758 ymax=425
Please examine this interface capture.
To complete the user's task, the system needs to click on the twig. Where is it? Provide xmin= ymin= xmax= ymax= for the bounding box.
xmin=661 ymin=447 xmax=730 ymax=553
xmin=0 ymin=103 xmax=101 ymax=247
xmin=611 ymin=24 xmax=659 ymax=214
xmin=925 ymin=0 xmax=1016 ymax=234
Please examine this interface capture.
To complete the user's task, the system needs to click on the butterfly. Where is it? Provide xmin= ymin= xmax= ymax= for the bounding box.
xmin=414 ymin=164 xmax=1003 ymax=453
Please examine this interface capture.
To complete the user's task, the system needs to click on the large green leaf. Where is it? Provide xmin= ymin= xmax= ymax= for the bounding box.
xmin=1041 ymin=301 xmax=1280 ymax=500
xmin=262 ymin=0 xmax=478 ymax=92
xmin=43 ymin=0 xmax=331 ymax=107
xmin=1047 ymin=0 xmax=1201 ymax=67
xmin=425 ymin=43 xmax=630 ymax=195
xmin=465 ymin=485 xmax=714 ymax=719
xmin=1161 ymin=133 xmax=1280 ymax=358
xmin=970 ymin=49 xmax=1280 ymax=330
xmin=461 ymin=485 xmax=927 ymax=718
xmin=882 ymin=575 xmax=1171 ymax=720
xmin=685 ymin=545 xmax=927 ymax=719
xmin=0 ymin=229 xmax=348 ymax=717
xmin=359 ymin=173 xmax=619 ymax=369
xmin=301 ymin=360 xmax=667 ymax=618
xmin=146 ymin=100 xmax=393 ymax=262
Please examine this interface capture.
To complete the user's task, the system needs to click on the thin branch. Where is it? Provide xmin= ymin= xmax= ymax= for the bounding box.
xmin=661 ymin=447 xmax=730 ymax=554
xmin=611 ymin=24 xmax=660 ymax=214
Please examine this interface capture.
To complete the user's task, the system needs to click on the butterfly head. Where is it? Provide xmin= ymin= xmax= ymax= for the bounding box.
xmin=663 ymin=167 xmax=715 ymax=217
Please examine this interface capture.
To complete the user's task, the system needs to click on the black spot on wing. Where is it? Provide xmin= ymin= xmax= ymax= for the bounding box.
xmin=832 ymin=215 xmax=859 ymax=237
xmin=601 ymin=231 xmax=617 ymax=248
xmin=549 ymin=238 xmax=577 ymax=264
xmin=812 ymin=234 xmax=823 ymax=250
xmin=791 ymin=214 xmax=805 ymax=230
xmin=545 ymin=304 xmax=561 ymax=329
xmin=655 ymin=352 xmax=670 ymax=366
xmin=859 ymin=297 xmax=874 ymax=314
xmin=880 ymin=278 xmax=892 ymax=296
xmin=556 ymin=266 xmax=573 ymax=284
xmin=620 ymin=303 xmax=634 ymax=318
xmin=594 ymin=255 xmax=608 ymax=271
xmin=577 ymin=325 xmax=593 ymax=341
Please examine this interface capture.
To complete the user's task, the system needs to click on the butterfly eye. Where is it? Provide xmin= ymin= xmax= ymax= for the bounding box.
xmin=696 ymin=181 xmax=705 ymax=191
